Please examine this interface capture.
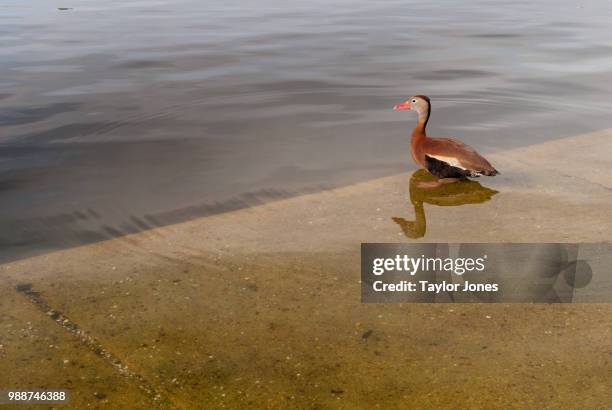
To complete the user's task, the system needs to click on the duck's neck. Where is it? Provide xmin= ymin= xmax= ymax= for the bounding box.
xmin=411 ymin=108 xmax=430 ymax=141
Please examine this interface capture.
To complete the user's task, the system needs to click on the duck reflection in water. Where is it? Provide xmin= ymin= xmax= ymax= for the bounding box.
xmin=392 ymin=169 xmax=498 ymax=239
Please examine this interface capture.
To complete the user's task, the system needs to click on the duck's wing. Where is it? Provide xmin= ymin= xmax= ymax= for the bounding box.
xmin=423 ymin=137 xmax=498 ymax=176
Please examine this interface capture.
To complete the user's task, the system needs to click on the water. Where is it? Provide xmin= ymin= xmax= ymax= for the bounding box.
xmin=2 ymin=0 xmax=612 ymax=261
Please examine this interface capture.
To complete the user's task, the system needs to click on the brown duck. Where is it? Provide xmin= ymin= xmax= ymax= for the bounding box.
xmin=394 ymin=95 xmax=498 ymax=188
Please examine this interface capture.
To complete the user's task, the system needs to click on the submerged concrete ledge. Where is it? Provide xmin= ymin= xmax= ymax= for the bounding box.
xmin=1 ymin=129 xmax=612 ymax=408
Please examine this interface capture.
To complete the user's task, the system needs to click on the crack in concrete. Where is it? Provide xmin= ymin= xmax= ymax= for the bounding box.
xmin=15 ymin=283 xmax=175 ymax=409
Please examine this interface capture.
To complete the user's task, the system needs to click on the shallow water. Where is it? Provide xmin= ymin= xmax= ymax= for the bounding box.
xmin=2 ymin=132 xmax=612 ymax=407
xmin=3 ymin=251 xmax=611 ymax=408
xmin=2 ymin=0 xmax=612 ymax=260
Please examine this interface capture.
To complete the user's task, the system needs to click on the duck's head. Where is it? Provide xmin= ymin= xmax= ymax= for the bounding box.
xmin=393 ymin=95 xmax=430 ymax=117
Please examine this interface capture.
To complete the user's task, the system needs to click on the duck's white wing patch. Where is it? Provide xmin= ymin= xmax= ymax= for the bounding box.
xmin=427 ymin=154 xmax=467 ymax=170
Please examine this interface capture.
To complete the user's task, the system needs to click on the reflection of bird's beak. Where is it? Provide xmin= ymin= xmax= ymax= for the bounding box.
xmin=393 ymin=102 xmax=411 ymax=111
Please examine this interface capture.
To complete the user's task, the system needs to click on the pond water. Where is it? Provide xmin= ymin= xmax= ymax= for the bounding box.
xmin=2 ymin=0 xmax=612 ymax=261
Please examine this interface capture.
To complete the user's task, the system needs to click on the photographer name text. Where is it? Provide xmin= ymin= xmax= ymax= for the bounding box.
xmin=371 ymin=254 xmax=498 ymax=293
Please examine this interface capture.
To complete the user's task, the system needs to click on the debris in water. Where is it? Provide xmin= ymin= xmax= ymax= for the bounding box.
xmin=15 ymin=283 xmax=33 ymax=292
xmin=93 ymin=392 xmax=107 ymax=400
xmin=361 ymin=330 xmax=373 ymax=340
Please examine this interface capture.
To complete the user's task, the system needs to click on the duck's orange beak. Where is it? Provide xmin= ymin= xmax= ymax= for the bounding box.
xmin=393 ymin=102 xmax=411 ymax=111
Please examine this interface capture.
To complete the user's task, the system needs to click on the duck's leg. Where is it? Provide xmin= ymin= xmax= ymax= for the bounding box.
xmin=416 ymin=178 xmax=461 ymax=188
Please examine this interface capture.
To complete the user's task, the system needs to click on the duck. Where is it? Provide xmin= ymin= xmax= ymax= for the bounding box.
xmin=394 ymin=95 xmax=498 ymax=188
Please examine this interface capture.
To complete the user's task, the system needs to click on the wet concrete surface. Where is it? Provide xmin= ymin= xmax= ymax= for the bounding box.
xmin=1 ymin=130 xmax=612 ymax=408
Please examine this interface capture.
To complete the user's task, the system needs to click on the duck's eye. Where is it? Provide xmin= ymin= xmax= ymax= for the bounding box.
xmin=411 ymin=99 xmax=417 ymax=103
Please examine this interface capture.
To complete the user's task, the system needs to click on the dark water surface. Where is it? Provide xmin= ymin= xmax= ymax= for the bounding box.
xmin=2 ymin=0 xmax=612 ymax=261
